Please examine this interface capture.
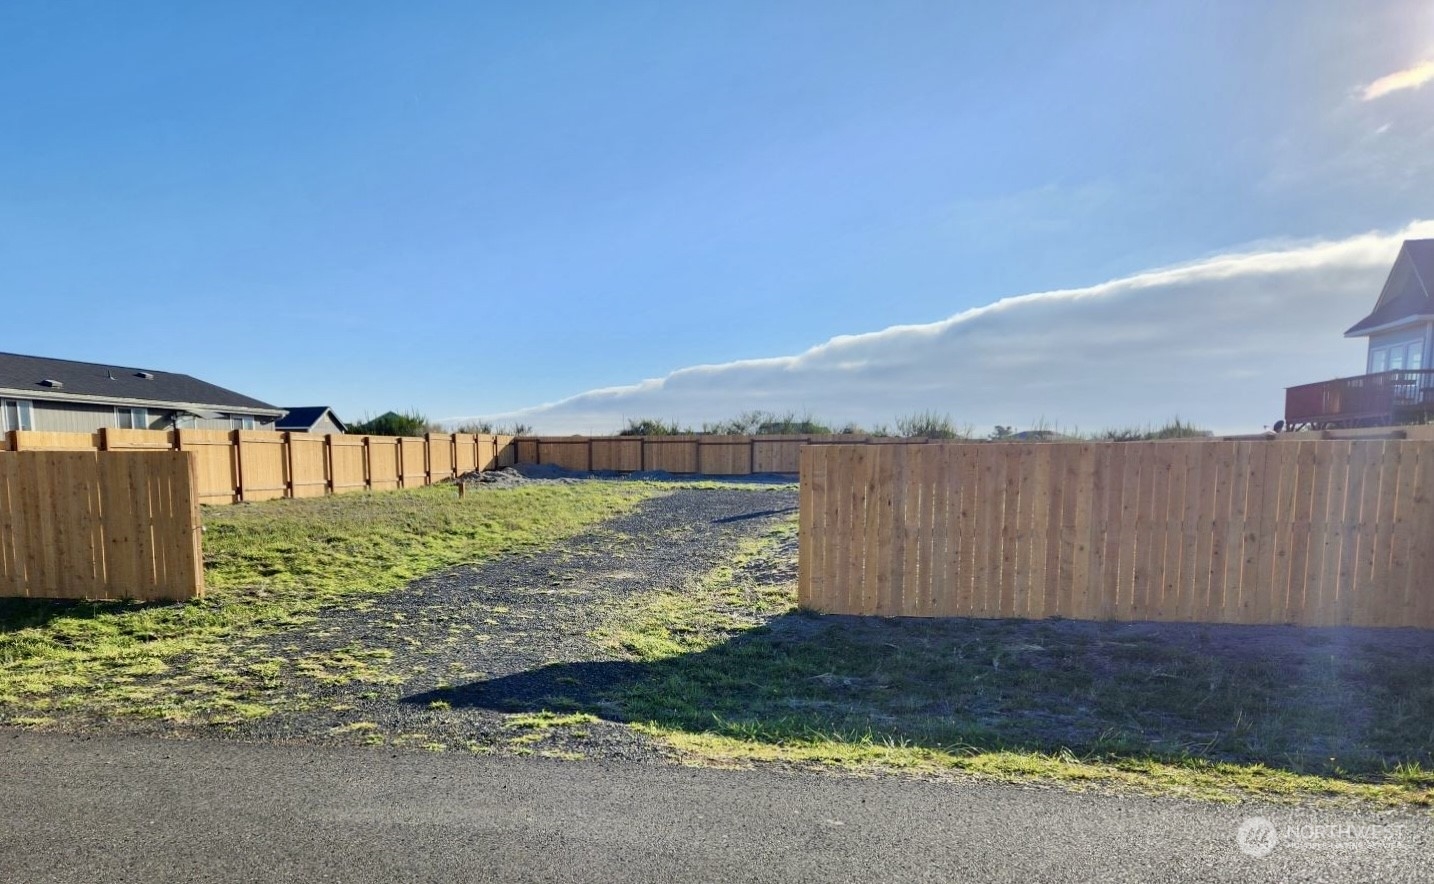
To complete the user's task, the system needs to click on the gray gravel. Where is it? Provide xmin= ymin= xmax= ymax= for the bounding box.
xmin=214 ymin=485 xmax=798 ymax=754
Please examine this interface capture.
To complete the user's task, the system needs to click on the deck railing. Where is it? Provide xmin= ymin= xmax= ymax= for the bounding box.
xmin=1285 ymin=369 xmax=1434 ymax=429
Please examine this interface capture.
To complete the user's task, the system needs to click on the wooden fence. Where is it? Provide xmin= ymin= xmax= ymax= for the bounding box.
xmin=799 ymin=440 xmax=1434 ymax=629
xmin=0 ymin=451 xmax=203 ymax=600
xmin=513 ymin=434 xmax=928 ymax=475
xmin=0 ymin=429 xmax=515 ymax=506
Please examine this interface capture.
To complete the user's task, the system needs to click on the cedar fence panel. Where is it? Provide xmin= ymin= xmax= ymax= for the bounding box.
xmin=368 ymin=437 xmax=401 ymax=490
xmin=643 ymin=437 xmax=699 ymax=473
xmin=454 ymin=433 xmax=477 ymax=475
xmin=511 ymin=433 xmax=880 ymax=475
xmin=427 ymin=433 xmax=455 ymax=482
xmin=591 ymin=438 xmax=643 ymax=472
xmin=237 ymin=431 xmax=288 ymax=502
xmin=10 ymin=431 xmax=100 ymax=451
xmin=287 ymin=433 xmax=330 ymax=499
xmin=799 ymin=440 xmax=1434 ymax=629
xmin=494 ymin=435 xmax=516 ymax=468
xmin=698 ymin=437 xmax=753 ymax=475
xmin=102 ymin=429 xmax=175 ymax=450
xmin=5 ymin=430 xmax=520 ymax=505
xmin=178 ymin=429 xmax=240 ymax=504
xmin=478 ymin=435 xmax=499 ymax=471
xmin=329 ymin=435 xmax=369 ymax=493
xmin=752 ymin=437 xmax=807 ymax=473
xmin=398 ymin=437 xmax=427 ymax=487
xmin=0 ymin=451 xmax=203 ymax=600
xmin=537 ymin=438 xmax=592 ymax=472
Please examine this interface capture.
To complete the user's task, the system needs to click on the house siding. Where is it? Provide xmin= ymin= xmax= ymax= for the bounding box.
xmin=32 ymin=401 xmax=119 ymax=433
xmin=26 ymin=399 xmax=275 ymax=434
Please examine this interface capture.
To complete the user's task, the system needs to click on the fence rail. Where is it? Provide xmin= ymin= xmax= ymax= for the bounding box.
xmin=0 ymin=451 xmax=203 ymax=600
xmin=0 ymin=429 xmax=516 ymax=506
xmin=799 ymin=440 xmax=1434 ymax=629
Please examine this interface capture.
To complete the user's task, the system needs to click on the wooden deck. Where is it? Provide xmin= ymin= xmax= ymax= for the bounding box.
xmin=1285 ymin=369 xmax=1434 ymax=430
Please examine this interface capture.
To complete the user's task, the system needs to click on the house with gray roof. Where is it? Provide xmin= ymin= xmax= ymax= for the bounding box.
xmin=0 ymin=352 xmax=283 ymax=435
xmin=275 ymin=406 xmax=347 ymax=435
xmin=1345 ymin=238 xmax=1434 ymax=372
xmin=1284 ymin=239 xmax=1434 ymax=430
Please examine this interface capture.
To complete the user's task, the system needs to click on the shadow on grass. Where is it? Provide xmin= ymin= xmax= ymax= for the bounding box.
xmin=710 ymin=507 xmax=798 ymax=525
xmin=406 ymin=612 xmax=1434 ymax=783
xmin=0 ymin=596 xmax=164 ymax=635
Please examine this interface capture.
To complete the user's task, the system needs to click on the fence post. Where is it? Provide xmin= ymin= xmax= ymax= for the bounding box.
xmin=231 ymin=429 xmax=245 ymax=502
xmin=324 ymin=434 xmax=336 ymax=495
xmin=283 ymin=431 xmax=296 ymax=499
xmin=362 ymin=435 xmax=372 ymax=491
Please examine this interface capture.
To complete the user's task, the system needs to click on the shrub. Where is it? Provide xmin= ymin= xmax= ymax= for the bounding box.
xmin=348 ymin=410 xmax=434 ymax=437
xmin=895 ymin=411 xmax=968 ymax=439
xmin=454 ymin=421 xmax=532 ymax=436
xmin=1098 ymin=418 xmax=1211 ymax=442
xmin=619 ymin=418 xmax=685 ymax=436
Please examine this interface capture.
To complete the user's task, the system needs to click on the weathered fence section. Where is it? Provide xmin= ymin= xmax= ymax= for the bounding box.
xmin=0 ymin=430 xmax=515 ymax=506
xmin=0 ymin=451 xmax=203 ymax=600
xmin=513 ymin=434 xmax=926 ymax=475
xmin=799 ymin=440 xmax=1434 ymax=629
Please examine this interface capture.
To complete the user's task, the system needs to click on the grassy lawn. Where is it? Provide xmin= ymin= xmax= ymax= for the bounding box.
xmin=590 ymin=518 xmax=1434 ymax=808
xmin=0 ymin=482 xmax=657 ymax=724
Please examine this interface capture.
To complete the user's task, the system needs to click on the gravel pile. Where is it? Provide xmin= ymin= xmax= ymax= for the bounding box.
xmin=456 ymin=466 xmax=582 ymax=487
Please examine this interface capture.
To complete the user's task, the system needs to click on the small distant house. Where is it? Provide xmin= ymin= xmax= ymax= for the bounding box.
xmin=1284 ymin=239 xmax=1434 ymax=430
xmin=0 ymin=352 xmax=283 ymax=434
xmin=276 ymin=406 xmax=347 ymax=435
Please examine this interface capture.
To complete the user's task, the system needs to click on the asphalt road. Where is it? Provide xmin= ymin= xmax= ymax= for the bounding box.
xmin=1 ymin=731 xmax=1428 ymax=884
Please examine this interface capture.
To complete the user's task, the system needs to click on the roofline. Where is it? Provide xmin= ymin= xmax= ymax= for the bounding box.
xmin=0 ymin=387 xmax=284 ymax=417
xmin=1344 ymin=315 xmax=1434 ymax=338
xmin=0 ymin=350 xmax=175 ymax=375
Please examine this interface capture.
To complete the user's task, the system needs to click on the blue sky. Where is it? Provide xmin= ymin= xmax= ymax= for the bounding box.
xmin=3 ymin=1 xmax=1432 ymax=430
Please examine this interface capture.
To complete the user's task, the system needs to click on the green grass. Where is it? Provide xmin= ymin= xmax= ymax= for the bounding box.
xmin=0 ymin=482 xmax=658 ymax=723
xmin=589 ymin=517 xmax=1434 ymax=807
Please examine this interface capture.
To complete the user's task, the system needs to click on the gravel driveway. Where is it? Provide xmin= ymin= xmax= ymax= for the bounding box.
xmin=214 ymin=485 xmax=799 ymax=756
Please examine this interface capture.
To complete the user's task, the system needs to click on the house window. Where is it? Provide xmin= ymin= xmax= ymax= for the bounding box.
xmin=232 ymin=415 xmax=256 ymax=430
xmin=1409 ymin=341 xmax=1424 ymax=371
xmin=115 ymin=407 xmax=148 ymax=430
xmin=1 ymin=399 xmax=34 ymax=432
xmin=1371 ymin=348 xmax=1388 ymax=373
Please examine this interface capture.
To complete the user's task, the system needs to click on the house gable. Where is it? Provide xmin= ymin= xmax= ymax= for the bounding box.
xmin=276 ymin=406 xmax=347 ymax=434
xmin=1345 ymin=239 xmax=1434 ymax=337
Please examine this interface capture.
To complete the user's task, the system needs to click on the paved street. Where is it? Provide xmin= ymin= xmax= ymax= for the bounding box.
xmin=1 ymin=731 xmax=1428 ymax=883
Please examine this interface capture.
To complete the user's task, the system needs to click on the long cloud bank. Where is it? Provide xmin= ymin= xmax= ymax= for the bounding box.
xmin=458 ymin=221 xmax=1434 ymax=435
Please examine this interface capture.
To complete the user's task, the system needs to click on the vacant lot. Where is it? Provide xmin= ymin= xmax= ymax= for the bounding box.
xmin=1 ymin=478 xmax=1431 ymax=807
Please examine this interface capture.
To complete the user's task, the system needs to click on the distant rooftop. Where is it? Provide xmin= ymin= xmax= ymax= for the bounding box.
xmin=0 ymin=352 xmax=281 ymax=413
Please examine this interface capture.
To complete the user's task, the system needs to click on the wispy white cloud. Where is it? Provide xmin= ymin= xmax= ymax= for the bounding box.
xmin=1362 ymin=60 xmax=1434 ymax=101
xmin=454 ymin=221 xmax=1434 ymax=436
